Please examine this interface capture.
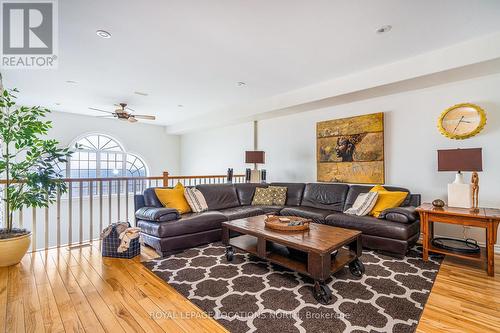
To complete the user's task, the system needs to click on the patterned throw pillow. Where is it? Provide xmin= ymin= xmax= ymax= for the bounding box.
xmin=184 ymin=187 xmax=208 ymax=213
xmin=344 ymin=192 xmax=379 ymax=216
xmin=269 ymin=186 xmax=287 ymax=205
xmin=251 ymin=187 xmax=274 ymax=205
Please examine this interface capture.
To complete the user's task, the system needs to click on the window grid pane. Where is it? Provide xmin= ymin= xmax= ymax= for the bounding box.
xmin=63 ymin=134 xmax=149 ymax=197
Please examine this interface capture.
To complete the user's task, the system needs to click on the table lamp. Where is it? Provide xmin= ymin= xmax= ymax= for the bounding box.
xmin=245 ymin=151 xmax=265 ymax=183
xmin=437 ymin=148 xmax=482 ymax=209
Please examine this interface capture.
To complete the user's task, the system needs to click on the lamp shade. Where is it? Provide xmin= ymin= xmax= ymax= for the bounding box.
xmin=437 ymin=148 xmax=482 ymax=172
xmin=245 ymin=151 xmax=265 ymax=164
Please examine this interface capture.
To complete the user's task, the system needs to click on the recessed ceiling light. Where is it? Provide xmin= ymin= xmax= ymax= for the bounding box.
xmin=237 ymin=81 xmax=246 ymax=87
xmin=55 ymin=102 xmax=61 ymax=105
xmin=376 ymin=25 xmax=392 ymax=34
xmin=65 ymin=80 xmax=78 ymax=84
xmin=134 ymin=91 xmax=149 ymax=96
xmin=96 ymin=30 xmax=112 ymax=39
xmin=177 ymin=104 xmax=184 ymax=108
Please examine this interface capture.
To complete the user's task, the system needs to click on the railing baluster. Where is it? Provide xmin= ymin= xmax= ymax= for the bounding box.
xmin=108 ymin=180 xmax=112 ymax=225
xmin=125 ymin=179 xmax=129 ymax=222
xmin=79 ymin=180 xmax=83 ymax=244
xmin=99 ymin=181 xmax=103 ymax=236
xmin=89 ymin=181 xmax=93 ymax=241
xmin=32 ymin=207 xmax=36 ymax=252
xmin=117 ymin=180 xmax=121 ymax=221
xmin=56 ymin=187 xmax=61 ymax=247
xmin=68 ymin=182 xmax=73 ymax=245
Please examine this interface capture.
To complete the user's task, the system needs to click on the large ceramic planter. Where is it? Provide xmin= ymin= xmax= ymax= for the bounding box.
xmin=0 ymin=232 xmax=31 ymax=267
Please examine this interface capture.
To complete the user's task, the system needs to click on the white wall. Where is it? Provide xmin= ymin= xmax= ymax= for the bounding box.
xmin=180 ymin=73 xmax=500 ymax=245
xmin=180 ymin=122 xmax=254 ymax=175
xmin=47 ymin=111 xmax=180 ymax=175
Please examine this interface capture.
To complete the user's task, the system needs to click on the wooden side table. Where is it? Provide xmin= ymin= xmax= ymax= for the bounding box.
xmin=416 ymin=203 xmax=500 ymax=276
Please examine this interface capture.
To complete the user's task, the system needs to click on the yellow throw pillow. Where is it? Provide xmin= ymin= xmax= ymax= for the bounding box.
xmin=154 ymin=183 xmax=192 ymax=214
xmin=369 ymin=185 xmax=408 ymax=218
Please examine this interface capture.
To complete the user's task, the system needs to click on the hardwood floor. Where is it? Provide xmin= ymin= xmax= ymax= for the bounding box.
xmin=0 ymin=243 xmax=228 ymax=333
xmin=0 ymin=242 xmax=499 ymax=332
xmin=417 ymin=254 xmax=500 ymax=333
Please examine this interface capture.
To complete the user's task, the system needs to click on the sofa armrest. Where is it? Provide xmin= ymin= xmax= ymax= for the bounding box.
xmin=378 ymin=206 xmax=418 ymax=223
xmin=135 ymin=207 xmax=180 ymax=222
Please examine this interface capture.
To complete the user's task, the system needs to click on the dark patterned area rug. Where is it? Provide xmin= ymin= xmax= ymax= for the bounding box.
xmin=143 ymin=242 xmax=442 ymax=333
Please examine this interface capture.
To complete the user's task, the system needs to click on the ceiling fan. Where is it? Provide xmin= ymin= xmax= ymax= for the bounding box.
xmin=89 ymin=103 xmax=156 ymax=123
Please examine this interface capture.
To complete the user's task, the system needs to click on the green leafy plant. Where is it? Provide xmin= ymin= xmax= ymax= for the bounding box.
xmin=0 ymin=87 xmax=72 ymax=239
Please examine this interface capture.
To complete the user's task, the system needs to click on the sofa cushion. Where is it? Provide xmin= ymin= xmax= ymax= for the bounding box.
xmin=258 ymin=205 xmax=286 ymax=214
xmin=143 ymin=187 xmax=164 ymax=208
xmin=138 ymin=211 xmax=227 ymax=238
xmin=270 ymin=183 xmax=305 ymax=206
xmin=196 ymin=184 xmax=240 ymax=210
xmin=344 ymin=185 xmax=411 ymax=211
xmin=280 ymin=206 xmax=333 ymax=223
xmin=301 ymin=183 xmax=349 ymax=212
xmin=325 ymin=213 xmax=419 ymax=240
xmin=135 ymin=207 xmax=180 ymax=222
xmin=219 ymin=206 xmax=265 ymax=220
xmin=234 ymin=183 xmax=268 ymax=205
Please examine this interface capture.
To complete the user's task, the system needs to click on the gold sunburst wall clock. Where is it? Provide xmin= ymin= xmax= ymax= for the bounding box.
xmin=438 ymin=103 xmax=487 ymax=140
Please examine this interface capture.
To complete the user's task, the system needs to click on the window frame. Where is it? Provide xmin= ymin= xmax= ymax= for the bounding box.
xmin=67 ymin=133 xmax=149 ymax=179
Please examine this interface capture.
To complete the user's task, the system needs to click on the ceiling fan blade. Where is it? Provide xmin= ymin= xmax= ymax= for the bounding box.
xmin=89 ymin=107 xmax=114 ymax=114
xmin=128 ymin=116 xmax=138 ymax=123
xmin=133 ymin=115 xmax=156 ymax=120
xmin=125 ymin=106 xmax=137 ymax=112
xmin=95 ymin=115 xmax=115 ymax=118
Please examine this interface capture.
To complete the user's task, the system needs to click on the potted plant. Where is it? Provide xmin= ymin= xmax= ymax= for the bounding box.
xmin=0 ymin=86 xmax=72 ymax=267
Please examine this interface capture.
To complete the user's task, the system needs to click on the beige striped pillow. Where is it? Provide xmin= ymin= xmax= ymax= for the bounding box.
xmin=184 ymin=187 xmax=208 ymax=213
xmin=344 ymin=192 xmax=379 ymax=216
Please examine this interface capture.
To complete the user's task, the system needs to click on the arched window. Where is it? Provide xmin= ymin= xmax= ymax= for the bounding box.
xmin=67 ymin=134 xmax=148 ymax=178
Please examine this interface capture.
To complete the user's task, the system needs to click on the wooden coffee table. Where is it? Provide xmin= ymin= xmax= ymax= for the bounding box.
xmin=221 ymin=215 xmax=364 ymax=304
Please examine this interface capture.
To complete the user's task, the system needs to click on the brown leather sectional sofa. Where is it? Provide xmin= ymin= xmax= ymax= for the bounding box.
xmin=135 ymin=182 xmax=421 ymax=257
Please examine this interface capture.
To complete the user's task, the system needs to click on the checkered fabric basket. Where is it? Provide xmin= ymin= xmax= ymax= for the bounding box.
xmin=101 ymin=222 xmax=140 ymax=259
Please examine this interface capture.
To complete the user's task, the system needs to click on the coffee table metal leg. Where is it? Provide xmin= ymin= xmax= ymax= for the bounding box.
xmin=313 ymin=281 xmax=332 ymax=305
xmin=349 ymin=258 xmax=365 ymax=277
xmin=225 ymin=246 xmax=234 ymax=262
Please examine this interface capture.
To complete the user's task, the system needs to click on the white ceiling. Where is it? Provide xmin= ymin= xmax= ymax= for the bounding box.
xmin=3 ymin=0 xmax=500 ymax=128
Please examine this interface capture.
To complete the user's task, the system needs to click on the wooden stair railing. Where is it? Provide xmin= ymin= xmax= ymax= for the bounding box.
xmin=0 ymin=171 xmax=245 ymax=252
